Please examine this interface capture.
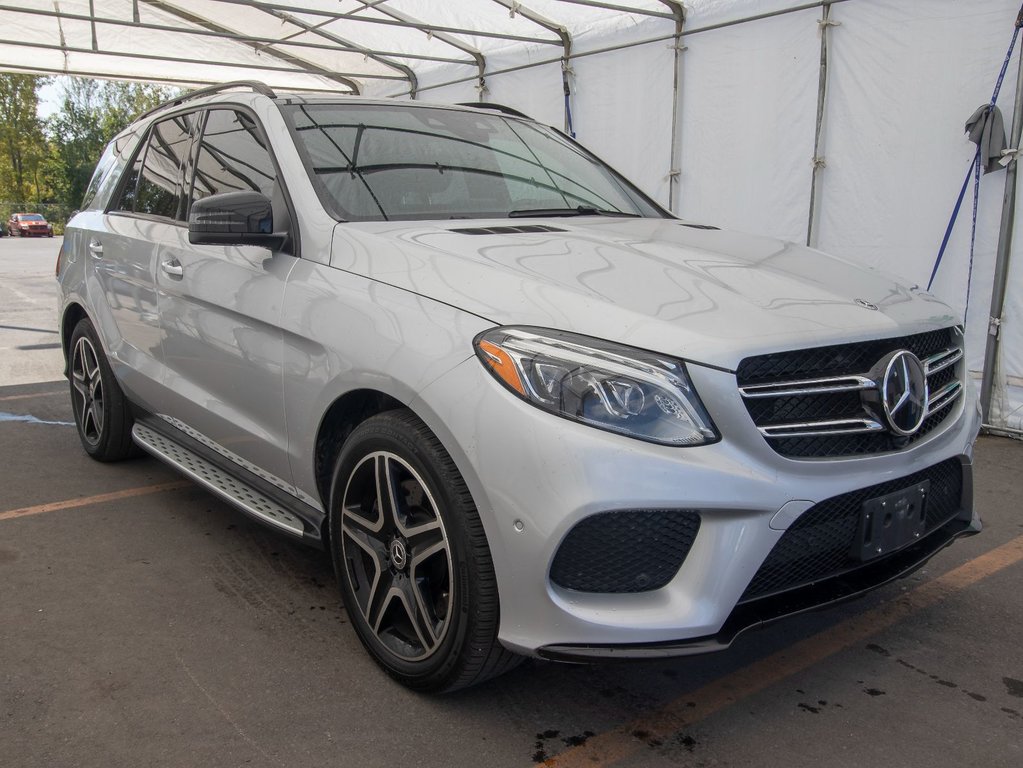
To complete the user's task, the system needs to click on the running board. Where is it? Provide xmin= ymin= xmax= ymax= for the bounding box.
xmin=132 ymin=422 xmax=306 ymax=537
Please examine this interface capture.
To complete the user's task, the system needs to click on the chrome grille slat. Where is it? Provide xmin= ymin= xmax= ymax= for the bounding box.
xmin=924 ymin=348 xmax=963 ymax=376
xmin=739 ymin=375 xmax=876 ymax=399
xmin=758 ymin=418 xmax=886 ymax=439
xmin=736 ymin=328 xmax=963 ymax=458
xmin=928 ymin=380 xmax=963 ymax=412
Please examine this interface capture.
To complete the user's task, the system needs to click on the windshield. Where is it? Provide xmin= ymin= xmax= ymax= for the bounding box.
xmin=19 ymin=214 xmax=46 ymax=221
xmin=284 ymin=104 xmax=666 ymax=222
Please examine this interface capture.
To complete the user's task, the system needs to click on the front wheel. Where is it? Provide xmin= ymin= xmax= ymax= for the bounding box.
xmin=329 ymin=410 xmax=520 ymax=692
xmin=68 ymin=318 xmax=141 ymax=461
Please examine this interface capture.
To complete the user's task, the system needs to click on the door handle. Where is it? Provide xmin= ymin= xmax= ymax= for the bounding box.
xmin=87 ymin=240 xmax=103 ymax=259
xmin=161 ymin=259 xmax=183 ymax=278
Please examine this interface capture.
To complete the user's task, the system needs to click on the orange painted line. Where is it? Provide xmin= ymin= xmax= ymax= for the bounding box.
xmin=540 ymin=534 xmax=1023 ymax=768
xmin=0 ymin=481 xmax=191 ymax=522
xmin=0 ymin=389 xmax=66 ymax=403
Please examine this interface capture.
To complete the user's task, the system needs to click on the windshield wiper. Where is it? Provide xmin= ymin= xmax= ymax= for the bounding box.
xmin=508 ymin=205 xmax=641 ymax=218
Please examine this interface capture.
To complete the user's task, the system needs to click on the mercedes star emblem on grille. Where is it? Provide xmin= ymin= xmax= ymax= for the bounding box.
xmin=879 ymin=350 xmax=929 ymax=435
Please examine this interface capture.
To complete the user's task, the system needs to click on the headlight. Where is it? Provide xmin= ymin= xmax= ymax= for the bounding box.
xmin=474 ymin=327 xmax=718 ymax=446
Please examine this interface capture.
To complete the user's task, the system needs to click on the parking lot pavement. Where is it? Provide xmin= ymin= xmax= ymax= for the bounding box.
xmin=2 ymin=384 xmax=1021 ymax=768
xmin=0 ymin=236 xmax=65 ymax=386
xmin=2 ymin=244 xmax=1021 ymax=768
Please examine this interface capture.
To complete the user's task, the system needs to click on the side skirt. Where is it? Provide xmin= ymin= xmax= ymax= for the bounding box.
xmin=132 ymin=416 xmax=326 ymax=548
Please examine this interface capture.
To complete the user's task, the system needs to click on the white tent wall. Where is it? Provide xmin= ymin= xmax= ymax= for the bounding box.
xmin=570 ymin=40 xmax=676 ymax=207
xmin=3 ymin=0 xmax=1022 ymax=430
xmin=674 ymin=7 xmax=820 ymax=241
xmin=810 ymin=0 xmax=1022 ymax=430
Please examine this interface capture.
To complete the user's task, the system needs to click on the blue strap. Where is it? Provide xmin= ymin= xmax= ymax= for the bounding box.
xmin=928 ymin=150 xmax=979 ymax=291
xmin=927 ymin=14 xmax=1023 ymax=295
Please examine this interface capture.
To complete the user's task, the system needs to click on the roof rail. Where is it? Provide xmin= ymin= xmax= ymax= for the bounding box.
xmin=137 ymin=80 xmax=277 ymax=122
xmin=456 ymin=102 xmax=531 ymax=120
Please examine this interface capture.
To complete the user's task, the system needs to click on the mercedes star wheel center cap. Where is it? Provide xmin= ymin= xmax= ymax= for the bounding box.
xmin=880 ymin=350 xmax=929 ymax=436
xmin=389 ymin=539 xmax=408 ymax=570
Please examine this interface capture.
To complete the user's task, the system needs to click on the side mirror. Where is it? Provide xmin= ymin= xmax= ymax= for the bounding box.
xmin=188 ymin=191 xmax=287 ymax=250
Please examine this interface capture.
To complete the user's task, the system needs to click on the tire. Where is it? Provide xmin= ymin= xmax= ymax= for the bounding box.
xmin=328 ymin=410 xmax=521 ymax=692
xmin=68 ymin=317 xmax=141 ymax=461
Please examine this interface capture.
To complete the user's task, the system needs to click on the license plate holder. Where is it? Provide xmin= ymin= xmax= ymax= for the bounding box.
xmin=855 ymin=480 xmax=930 ymax=561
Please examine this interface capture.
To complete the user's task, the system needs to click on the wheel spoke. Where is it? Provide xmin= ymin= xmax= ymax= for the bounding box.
xmin=395 ymin=577 xmax=436 ymax=650
xmin=364 ymin=573 xmax=396 ymax=633
xmin=71 ymin=370 xmax=88 ymax=399
xmin=91 ymin=396 xmax=104 ymax=435
xmin=341 ymin=520 xmax=388 ymax=623
xmin=82 ymin=344 xmax=99 ymax=381
xmin=376 ymin=455 xmax=404 ymax=529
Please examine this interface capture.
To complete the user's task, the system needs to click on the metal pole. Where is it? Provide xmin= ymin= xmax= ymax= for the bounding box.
xmin=663 ymin=3 xmax=685 ymax=213
xmin=806 ymin=5 xmax=837 ymax=246
xmin=980 ymin=43 xmax=1023 ymax=423
xmin=384 ymin=0 xmax=856 ymax=99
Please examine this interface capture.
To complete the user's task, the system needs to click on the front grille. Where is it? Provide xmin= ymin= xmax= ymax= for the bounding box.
xmin=737 ymin=327 xmax=963 ymax=458
xmin=740 ymin=458 xmax=964 ymax=602
xmin=550 ymin=509 xmax=701 ymax=593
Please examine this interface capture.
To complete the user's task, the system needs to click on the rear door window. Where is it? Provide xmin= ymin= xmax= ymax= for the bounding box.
xmin=112 ymin=112 xmax=196 ymax=221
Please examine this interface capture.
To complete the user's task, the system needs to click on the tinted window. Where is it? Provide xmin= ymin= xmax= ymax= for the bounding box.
xmin=191 ymin=109 xmax=277 ymax=207
xmin=113 ymin=154 xmax=143 ymax=214
xmin=134 ymin=113 xmax=195 ymax=220
xmin=87 ymin=128 xmax=142 ymax=212
xmin=285 ymin=104 xmax=664 ymax=222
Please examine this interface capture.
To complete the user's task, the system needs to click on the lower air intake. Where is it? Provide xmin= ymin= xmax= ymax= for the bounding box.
xmin=740 ymin=458 xmax=964 ymax=602
xmin=550 ymin=509 xmax=701 ymax=593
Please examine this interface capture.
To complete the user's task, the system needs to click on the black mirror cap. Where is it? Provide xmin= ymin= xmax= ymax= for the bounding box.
xmin=188 ymin=191 xmax=287 ymax=250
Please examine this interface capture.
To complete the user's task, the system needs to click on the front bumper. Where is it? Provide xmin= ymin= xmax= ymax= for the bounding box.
xmin=411 ymin=357 xmax=982 ymax=657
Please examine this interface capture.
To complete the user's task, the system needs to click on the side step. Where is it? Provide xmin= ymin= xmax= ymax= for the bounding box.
xmin=132 ymin=422 xmax=306 ymax=537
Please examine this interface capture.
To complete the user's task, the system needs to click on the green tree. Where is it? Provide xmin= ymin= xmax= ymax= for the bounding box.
xmin=0 ymin=74 xmax=49 ymax=208
xmin=45 ymin=77 xmax=178 ymax=210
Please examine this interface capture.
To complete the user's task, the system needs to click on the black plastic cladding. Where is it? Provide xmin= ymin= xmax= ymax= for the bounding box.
xmin=550 ymin=509 xmax=701 ymax=593
xmin=740 ymin=457 xmax=964 ymax=602
xmin=737 ymin=328 xmax=959 ymax=458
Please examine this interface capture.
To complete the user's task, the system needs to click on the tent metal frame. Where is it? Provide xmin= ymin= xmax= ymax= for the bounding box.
xmin=1 ymin=0 xmax=1020 ymax=428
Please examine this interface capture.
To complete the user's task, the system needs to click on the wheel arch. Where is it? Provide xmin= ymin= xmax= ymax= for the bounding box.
xmin=60 ymin=302 xmax=89 ymax=377
xmin=313 ymin=388 xmax=405 ymax=514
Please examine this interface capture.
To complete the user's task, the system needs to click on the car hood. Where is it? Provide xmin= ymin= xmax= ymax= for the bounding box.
xmin=329 ymin=217 xmax=957 ymax=370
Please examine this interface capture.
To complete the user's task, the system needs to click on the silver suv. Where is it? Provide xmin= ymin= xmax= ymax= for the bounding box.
xmin=58 ymin=82 xmax=981 ymax=692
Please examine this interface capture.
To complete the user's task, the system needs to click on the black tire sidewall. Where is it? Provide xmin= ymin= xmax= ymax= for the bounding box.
xmin=328 ymin=413 xmax=480 ymax=688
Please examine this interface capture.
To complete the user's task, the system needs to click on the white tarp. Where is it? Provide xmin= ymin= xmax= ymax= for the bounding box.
xmin=1 ymin=0 xmax=1022 ymax=428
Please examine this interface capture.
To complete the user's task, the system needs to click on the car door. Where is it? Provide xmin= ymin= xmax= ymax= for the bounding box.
xmin=154 ymin=106 xmax=296 ymax=493
xmin=84 ymin=111 xmax=197 ymax=410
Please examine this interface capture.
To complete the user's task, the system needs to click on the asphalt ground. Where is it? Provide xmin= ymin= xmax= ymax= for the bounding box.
xmin=1 ymin=236 xmax=1022 ymax=767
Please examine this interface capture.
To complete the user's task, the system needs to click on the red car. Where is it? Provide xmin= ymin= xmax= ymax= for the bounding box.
xmin=7 ymin=213 xmax=54 ymax=237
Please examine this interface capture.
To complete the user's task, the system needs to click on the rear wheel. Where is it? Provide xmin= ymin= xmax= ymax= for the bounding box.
xmin=68 ymin=318 xmax=140 ymax=461
xmin=329 ymin=410 xmax=520 ymax=692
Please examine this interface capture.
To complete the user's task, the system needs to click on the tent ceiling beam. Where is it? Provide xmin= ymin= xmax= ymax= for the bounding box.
xmin=0 ymin=36 xmax=407 ymax=80
xmin=140 ymin=0 xmax=360 ymax=93
xmin=201 ymin=0 xmax=563 ymax=45
xmin=0 ymin=63 xmax=336 ymax=92
xmin=390 ymin=0 xmax=856 ymax=99
xmin=0 ymin=4 xmax=472 ymax=65
xmin=348 ymin=2 xmax=488 ymax=99
xmin=257 ymin=7 xmax=418 ymax=97
xmin=557 ymin=0 xmax=673 ymax=19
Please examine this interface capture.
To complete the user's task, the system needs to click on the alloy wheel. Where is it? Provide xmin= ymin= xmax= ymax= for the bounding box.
xmin=340 ymin=451 xmax=454 ymax=662
xmin=71 ymin=336 xmax=105 ymax=445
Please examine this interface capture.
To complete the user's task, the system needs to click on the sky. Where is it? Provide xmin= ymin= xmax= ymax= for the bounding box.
xmin=37 ymin=77 xmax=66 ymax=120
